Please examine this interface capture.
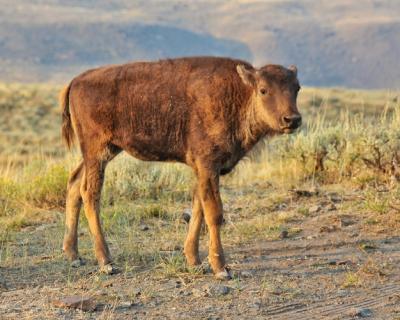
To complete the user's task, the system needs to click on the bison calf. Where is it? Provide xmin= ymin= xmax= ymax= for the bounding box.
xmin=61 ymin=56 xmax=301 ymax=279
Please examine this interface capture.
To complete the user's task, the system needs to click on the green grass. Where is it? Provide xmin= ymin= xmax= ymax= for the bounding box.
xmin=156 ymin=253 xmax=191 ymax=277
xmin=342 ymin=272 xmax=362 ymax=288
xmin=0 ymin=159 xmax=69 ymax=232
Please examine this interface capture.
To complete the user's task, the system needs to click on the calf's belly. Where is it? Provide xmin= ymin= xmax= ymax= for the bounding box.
xmin=116 ymin=134 xmax=185 ymax=163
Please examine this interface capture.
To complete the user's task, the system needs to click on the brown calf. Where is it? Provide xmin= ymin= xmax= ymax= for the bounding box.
xmin=61 ymin=56 xmax=301 ymax=279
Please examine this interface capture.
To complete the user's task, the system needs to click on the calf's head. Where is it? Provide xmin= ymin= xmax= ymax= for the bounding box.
xmin=237 ymin=64 xmax=302 ymax=134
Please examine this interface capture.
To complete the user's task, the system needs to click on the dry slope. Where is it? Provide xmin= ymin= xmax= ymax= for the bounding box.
xmin=0 ymin=0 xmax=399 ymax=88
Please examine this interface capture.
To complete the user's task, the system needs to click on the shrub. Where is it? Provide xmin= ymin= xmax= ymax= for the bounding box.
xmin=0 ymin=178 xmax=21 ymax=216
xmin=227 ymin=103 xmax=400 ymax=188
xmin=24 ymin=164 xmax=68 ymax=209
xmin=103 ymin=155 xmax=193 ymax=203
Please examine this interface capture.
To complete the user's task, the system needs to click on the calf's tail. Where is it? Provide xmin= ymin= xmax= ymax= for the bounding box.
xmin=60 ymin=83 xmax=75 ymax=149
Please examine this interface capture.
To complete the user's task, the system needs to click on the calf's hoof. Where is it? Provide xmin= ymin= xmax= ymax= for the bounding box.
xmin=185 ymin=256 xmax=202 ymax=267
xmin=214 ymin=267 xmax=232 ymax=281
xmin=70 ymin=257 xmax=85 ymax=268
xmin=63 ymin=248 xmax=79 ymax=262
xmin=183 ymin=246 xmax=201 ymax=267
xmin=100 ymin=263 xmax=119 ymax=275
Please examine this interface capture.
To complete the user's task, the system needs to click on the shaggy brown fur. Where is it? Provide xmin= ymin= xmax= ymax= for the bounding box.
xmin=61 ymin=56 xmax=301 ymax=278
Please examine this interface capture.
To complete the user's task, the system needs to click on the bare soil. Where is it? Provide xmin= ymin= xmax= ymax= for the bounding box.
xmin=1 ymin=188 xmax=400 ymax=319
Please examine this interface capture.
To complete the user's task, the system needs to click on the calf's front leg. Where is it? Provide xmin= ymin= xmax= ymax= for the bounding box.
xmin=197 ymin=167 xmax=231 ymax=280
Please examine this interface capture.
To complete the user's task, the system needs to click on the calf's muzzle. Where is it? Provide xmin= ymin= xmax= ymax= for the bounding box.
xmin=281 ymin=114 xmax=302 ymax=130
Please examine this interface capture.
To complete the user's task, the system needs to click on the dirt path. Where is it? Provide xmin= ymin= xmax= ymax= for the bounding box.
xmin=1 ymin=191 xmax=400 ymax=319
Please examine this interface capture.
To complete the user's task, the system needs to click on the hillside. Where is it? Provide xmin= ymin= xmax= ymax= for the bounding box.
xmin=0 ymin=0 xmax=399 ymax=88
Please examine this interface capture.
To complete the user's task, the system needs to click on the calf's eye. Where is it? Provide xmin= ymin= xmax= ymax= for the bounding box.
xmin=260 ymin=88 xmax=267 ymax=95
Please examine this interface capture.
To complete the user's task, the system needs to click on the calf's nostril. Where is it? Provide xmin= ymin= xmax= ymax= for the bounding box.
xmin=282 ymin=115 xmax=302 ymax=128
xmin=283 ymin=116 xmax=292 ymax=124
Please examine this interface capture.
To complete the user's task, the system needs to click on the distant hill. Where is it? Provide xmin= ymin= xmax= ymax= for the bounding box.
xmin=0 ymin=0 xmax=399 ymax=89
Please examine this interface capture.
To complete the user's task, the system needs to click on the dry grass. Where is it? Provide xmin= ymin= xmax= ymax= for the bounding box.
xmin=1 ymin=83 xmax=400 ymax=279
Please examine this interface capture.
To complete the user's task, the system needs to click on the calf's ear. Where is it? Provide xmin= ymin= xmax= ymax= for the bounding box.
xmin=236 ymin=65 xmax=255 ymax=87
xmin=288 ymin=65 xmax=298 ymax=77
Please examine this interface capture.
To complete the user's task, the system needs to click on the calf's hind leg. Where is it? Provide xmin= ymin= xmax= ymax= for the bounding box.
xmin=184 ymin=186 xmax=203 ymax=266
xmin=63 ymin=161 xmax=84 ymax=264
xmin=80 ymin=157 xmax=116 ymax=273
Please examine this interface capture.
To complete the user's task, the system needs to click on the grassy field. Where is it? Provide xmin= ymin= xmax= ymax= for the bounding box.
xmin=1 ymin=83 xmax=400 ymax=318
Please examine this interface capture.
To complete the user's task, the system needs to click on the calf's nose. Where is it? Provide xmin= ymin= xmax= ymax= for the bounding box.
xmin=282 ymin=114 xmax=302 ymax=129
